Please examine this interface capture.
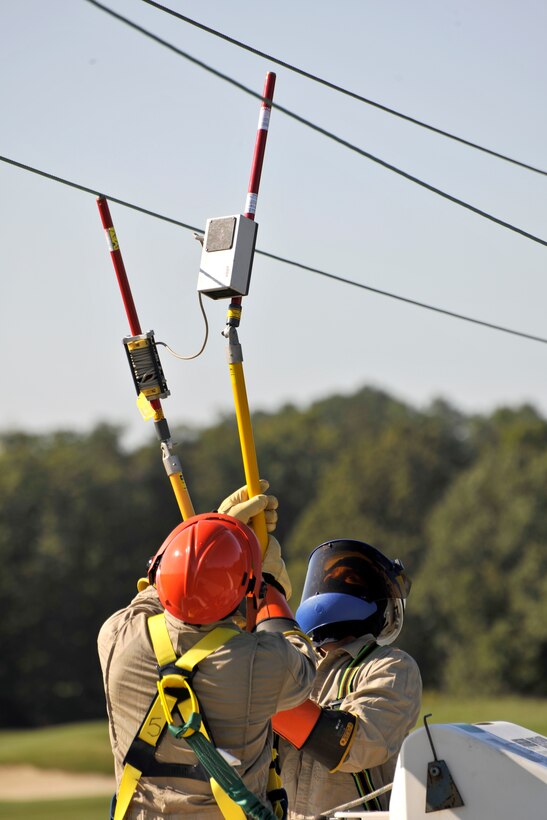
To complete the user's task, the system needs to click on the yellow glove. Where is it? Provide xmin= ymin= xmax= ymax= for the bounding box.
xmin=263 ymin=534 xmax=292 ymax=601
xmin=218 ymin=479 xmax=279 ymax=533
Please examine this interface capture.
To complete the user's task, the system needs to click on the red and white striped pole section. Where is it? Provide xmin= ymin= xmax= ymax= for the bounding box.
xmin=96 ymin=195 xmax=195 ymax=520
xmin=244 ymin=71 xmax=276 ymax=222
xmin=97 ymin=196 xmax=142 ymax=338
xmin=97 ymin=196 xmax=162 ymax=413
xmin=232 ymin=70 xmax=276 ymax=308
xmin=97 ymin=196 xmax=161 ymax=416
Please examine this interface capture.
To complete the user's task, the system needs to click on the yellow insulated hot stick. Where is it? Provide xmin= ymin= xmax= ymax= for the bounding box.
xmin=229 ymin=360 xmax=269 ymax=552
xmin=135 ymin=390 xmax=195 ymax=522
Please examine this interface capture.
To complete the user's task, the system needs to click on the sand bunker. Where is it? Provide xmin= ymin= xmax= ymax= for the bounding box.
xmin=0 ymin=765 xmax=115 ymax=800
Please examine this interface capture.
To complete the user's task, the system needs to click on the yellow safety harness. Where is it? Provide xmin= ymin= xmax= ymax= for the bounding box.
xmin=115 ymin=614 xmax=243 ymax=819
xmin=336 ymin=642 xmax=382 ymax=811
xmin=114 ymin=613 xmax=280 ymax=820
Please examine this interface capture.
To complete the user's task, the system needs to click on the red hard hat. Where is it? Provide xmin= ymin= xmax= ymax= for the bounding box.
xmin=149 ymin=513 xmax=262 ymax=624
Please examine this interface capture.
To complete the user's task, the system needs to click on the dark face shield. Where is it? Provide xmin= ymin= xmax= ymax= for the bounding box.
xmin=300 ymin=540 xmax=411 ymax=605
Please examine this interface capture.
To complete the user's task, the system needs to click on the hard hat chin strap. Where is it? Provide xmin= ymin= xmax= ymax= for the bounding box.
xmin=242 ymin=571 xmax=264 ymax=632
xmin=244 ymin=593 xmax=259 ymax=633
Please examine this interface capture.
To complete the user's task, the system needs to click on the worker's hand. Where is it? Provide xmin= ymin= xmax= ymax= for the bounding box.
xmin=263 ymin=534 xmax=292 ymax=601
xmin=218 ymin=479 xmax=279 ymax=533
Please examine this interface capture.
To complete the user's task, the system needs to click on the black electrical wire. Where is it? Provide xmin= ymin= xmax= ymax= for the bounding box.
xmin=134 ymin=0 xmax=546 ymax=177
xmin=0 ymin=156 xmax=200 ymax=233
xmin=3 ymin=154 xmax=547 ymax=347
xmin=257 ymin=249 xmax=547 ymax=345
xmin=84 ymin=0 xmax=547 ymax=248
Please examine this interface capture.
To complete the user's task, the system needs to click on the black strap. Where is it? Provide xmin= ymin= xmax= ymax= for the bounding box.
xmin=138 ymin=760 xmax=209 ymax=780
xmin=125 ymin=736 xmax=209 ymax=782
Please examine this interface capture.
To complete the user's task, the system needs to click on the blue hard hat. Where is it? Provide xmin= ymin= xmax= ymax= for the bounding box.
xmin=296 ymin=539 xmax=411 ymax=640
xmin=296 ymin=591 xmax=378 ymax=636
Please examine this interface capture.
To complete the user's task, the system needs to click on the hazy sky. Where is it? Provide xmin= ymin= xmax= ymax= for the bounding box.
xmin=2 ymin=0 xmax=546 ymax=446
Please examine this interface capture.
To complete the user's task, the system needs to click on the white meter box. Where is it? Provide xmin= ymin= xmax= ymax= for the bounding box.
xmin=197 ymin=215 xmax=258 ymax=300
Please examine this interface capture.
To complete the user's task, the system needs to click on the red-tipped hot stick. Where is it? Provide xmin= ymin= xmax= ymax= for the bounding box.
xmin=231 ymin=71 xmax=276 ymax=310
xmin=244 ymin=71 xmax=276 ymax=222
xmin=96 ymin=195 xmax=195 ymax=520
xmin=97 ymin=196 xmax=142 ymax=337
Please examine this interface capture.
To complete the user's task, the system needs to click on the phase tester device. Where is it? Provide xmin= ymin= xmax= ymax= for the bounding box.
xmin=196 ymin=214 xmax=258 ymax=300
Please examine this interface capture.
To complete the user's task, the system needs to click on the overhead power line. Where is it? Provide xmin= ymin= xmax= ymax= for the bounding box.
xmin=258 ymin=249 xmax=547 ymax=345
xmin=3 ymin=153 xmax=547 ymax=347
xmin=136 ymin=0 xmax=546 ymax=177
xmin=85 ymin=0 xmax=547 ymax=249
xmin=0 ymin=156 xmax=200 ymax=233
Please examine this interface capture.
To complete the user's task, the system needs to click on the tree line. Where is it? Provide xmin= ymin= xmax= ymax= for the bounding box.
xmin=1 ymin=386 xmax=546 ymax=727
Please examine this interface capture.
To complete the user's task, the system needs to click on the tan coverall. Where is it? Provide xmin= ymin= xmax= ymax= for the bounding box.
xmin=98 ymin=585 xmax=316 ymax=819
xmin=279 ymin=636 xmax=422 ymax=819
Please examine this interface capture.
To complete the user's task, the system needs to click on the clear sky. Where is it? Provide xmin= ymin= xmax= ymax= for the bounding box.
xmin=2 ymin=0 xmax=546 ymax=446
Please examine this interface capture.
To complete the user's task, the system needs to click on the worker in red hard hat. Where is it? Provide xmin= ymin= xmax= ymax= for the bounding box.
xmin=98 ymin=482 xmax=315 ymax=820
xmin=273 ymin=539 xmax=422 ymax=818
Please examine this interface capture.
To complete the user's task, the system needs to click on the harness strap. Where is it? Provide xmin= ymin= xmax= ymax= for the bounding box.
xmin=149 ymin=613 xmax=240 ymax=670
xmin=115 ymin=763 xmax=141 ymax=820
xmin=174 ymin=626 xmax=242 ymax=672
xmin=267 ymin=742 xmax=288 ymax=819
xmin=123 ymin=731 xmax=208 ymax=780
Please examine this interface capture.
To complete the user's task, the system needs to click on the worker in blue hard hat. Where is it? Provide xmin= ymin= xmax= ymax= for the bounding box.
xmin=273 ymin=538 xmax=422 ymax=818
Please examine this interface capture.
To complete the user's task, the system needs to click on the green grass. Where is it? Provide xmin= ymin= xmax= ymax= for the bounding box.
xmin=0 ymin=722 xmax=112 ymax=774
xmin=0 ymin=693 xmax=546 ymax=779
xmin=0 ymin=692 xmax=544 ymax=820
xmin=0 ymin=796 xmax=110 ymax=820
xmin=418 ymin=691 xmax=547 ymax=737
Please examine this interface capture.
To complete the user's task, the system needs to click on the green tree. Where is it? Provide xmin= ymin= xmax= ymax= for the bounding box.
xmin=418 ymin=410 xmax=547 ymax=694
xmin=287 ymin=402 xmax=470 ymax=599
xmin=2 ymin=392 xmax=546 ymax=727
xmin=0 ymin=426 xmax=173 ymax=726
